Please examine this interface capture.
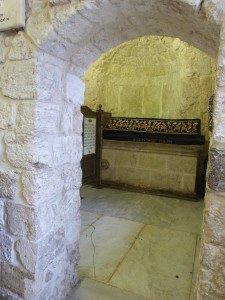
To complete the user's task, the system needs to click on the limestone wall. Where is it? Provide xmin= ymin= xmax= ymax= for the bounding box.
xmin=0 ymin=31 xmax=83 ymax=299
xmin=0 ymin=0 xmax=224 ymax=299
xmin=84 ymin=36 xmax=216 ymax=142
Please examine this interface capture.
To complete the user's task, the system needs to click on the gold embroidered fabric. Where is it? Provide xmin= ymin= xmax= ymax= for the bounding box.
xmin=105 ymin=118 xmax=201 ymax=135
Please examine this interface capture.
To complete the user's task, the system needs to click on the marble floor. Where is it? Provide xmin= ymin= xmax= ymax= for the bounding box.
xmin=70 ymin=185 xmax=204 ymax=300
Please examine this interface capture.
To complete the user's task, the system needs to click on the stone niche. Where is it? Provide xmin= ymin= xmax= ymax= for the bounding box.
xmin=101 ymin=140 xmax=206 ymax=199
xmin=84 ymin=36 xmax=216 ymax=144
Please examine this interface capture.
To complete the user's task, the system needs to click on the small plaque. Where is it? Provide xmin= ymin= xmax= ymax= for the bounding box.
xmin=83 ymin=118 xmax=96 ymax=155
xmin=0 ymin=0 xmax=25 ymax=32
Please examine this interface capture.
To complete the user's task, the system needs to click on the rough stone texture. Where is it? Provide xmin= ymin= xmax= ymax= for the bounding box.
xmin=198 ymin=242 xmax=225 ymax=298
xmin=0 ymin=233 xmax=13 ymax=262
xmin=0 ymin=288 xmax=23 ymax=300
xmin=49 ymin=0 xmax=71 ymax=6
xmin=0 ymin=168 xmax=18 ymax=200
xmin=0 ymin=100 xmax=14 ymax=130
xmin=5 ymin=133 xmax=52 ymax=170
xmin=1 ymin=263 xmax=33 ymax=298
xmin=203 ymin=192 xmax=225 ymax=248
xmin=0 ymin=201 xmax=4 ymax=231
xmin=84 ymin=36 xmax=216 ymax=142
xmin=15 ymin=239 xmax=37 ymax=273
xmin=0 ymin=0 xmax=224 ymax=299
xmin=52 ymin=135 xmax=82 ymax=167
xmin=38 ymin=227 xmax=65 ymax=272
xmin=2 ymin=60 xmax=36 ymax=99
xmin=36 ymin=59 xmax=63 ymax=102
xmin=208 ymin=149 xmax=225 ymax=191
xmin=22 ymin=168 xmax=63 ymax=205
xmin=62 ymin=164 xmax=82 ymax=192
xmin=64 ymin=74 xmax=85 ymax=108
xmin=8 ymin=32 xmax=35 ymax=61
xmin=6 ymin=202 xmax=38 ymax=240
xmin=16 ymin=102 xmax=60 ymax=135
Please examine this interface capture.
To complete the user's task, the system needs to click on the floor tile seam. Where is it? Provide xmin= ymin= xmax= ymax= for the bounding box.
xmin=107 ymin=224 xmax=147 ymax=284
xmin=189 ymin=235 xmax=201 ymax=300
xmin=81 ymin=211 xmax=202 ymax=235
xmin=161 ymin=225 xmax=201 ymax=236
xmin=80 ymin=214 xmax=104 ymax=234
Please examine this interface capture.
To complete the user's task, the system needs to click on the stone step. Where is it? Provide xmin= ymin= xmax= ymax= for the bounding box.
xmin=68 ymin=278 xmax=150 ymax=300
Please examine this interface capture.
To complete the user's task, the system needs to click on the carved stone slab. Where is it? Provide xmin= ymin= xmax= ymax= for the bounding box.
xmin=0 ymin=0 xmax=25 ymax=32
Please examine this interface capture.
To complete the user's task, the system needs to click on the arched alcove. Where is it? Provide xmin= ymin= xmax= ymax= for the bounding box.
xmin=0 ymin=0 xmax=225 ymax=299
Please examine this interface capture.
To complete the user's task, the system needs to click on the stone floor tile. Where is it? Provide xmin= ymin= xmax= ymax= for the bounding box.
xmin=79 ymin=215 xmax=144 ymax=283
xmin=170 ymin=200 xmax=204 ymax=234
xmin=109 ymin=225 xmax=197 ymax=300
xmin=68 ymin=278 xmax=149 ymax=300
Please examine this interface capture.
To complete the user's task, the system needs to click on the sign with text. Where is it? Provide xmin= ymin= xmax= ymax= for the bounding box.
xmin=83 ymin=117 xmax=96 ymax=155
xmin=0 ymin=0 xmax=25 ymax=32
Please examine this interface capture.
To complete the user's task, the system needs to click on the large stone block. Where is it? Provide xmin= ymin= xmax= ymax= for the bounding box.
xmin=36 ymin=61 xmax=63 ymax=102
xmin=6 ymin=202 xmax=38 ymax=240
xmin=0 ymin=168 xmax=18 ymax=200
xmin=2 ymin=61 xmax=36 ymax=99
xmin=0 ymin=101 xmax=14 ymax=130
xmin=60 ymin=106 xmax=83 ymax=135
xmin=16 ymin=102 xmax=60 ymax=135
xmin=199 ymin=242 xmax=225 ymax=298
xmin=1 ymin=263 xmax=33 ymax=298
xmin=204 ymin=192 xmax=225 ymax=247
xmin=0 ymin=233 xmax=13 ymax=262
xmin=0 ymin=201 xmax=4 ymax=231
xmin=52 ymin=135 xmax=82 ymax=167
xmin=15 ymin=239 xmax=37 ymax=273
xmin=62 ymin=164 xmax=82 ymax=192
xmin=208 ymin=149 xmax=225 ymax=191
xmin=5 ymin=133 xmax=52 ymax=170
xmin=22 ymin=168 xmax=63 ymax=205
xmin=138 ymin=152 xmax=167 ymax=170
xmin=38 ymin=227 xmax=65 ymax=272
xmin=64 ymin=217 xmax=81 ymax=246
xmin=8 ymin=32 xmax=35 ymax=61
xmin=0 ymin=288 xmax=23 ymax=300
xmin=59 ymin=189 xmax=81 ymax=220
xmin=64 ymin=74 xmax=85 ymax=108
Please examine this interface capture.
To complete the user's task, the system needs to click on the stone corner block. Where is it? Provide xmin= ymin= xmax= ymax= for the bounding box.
xmin=0 ymin=168 xmax=18 ymax=200
xmin=207 ymin=149 xmax=225 ymax=191
xmin=15 ymin=238 xmax=37 ymax=274
xmin=64 ymin=74 xmax=85 ymax=107
xmin=8 ymin=32 xmax=35 ymax=61
xmin=0 ymin=232 xmax=13 ymax=263
xmin=6 ymin=202 xmax=38 ymax=241
xmin=1 ymin=263 xmax=34 ymax=298
xmin=0 ymin=288 xmax=23 ymax=300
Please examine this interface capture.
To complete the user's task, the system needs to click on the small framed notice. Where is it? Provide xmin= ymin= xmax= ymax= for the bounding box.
xmin=0 ymin=0 xmax=25 ymax=32
xmin=83 ymin=117 xmax=96 ymax=155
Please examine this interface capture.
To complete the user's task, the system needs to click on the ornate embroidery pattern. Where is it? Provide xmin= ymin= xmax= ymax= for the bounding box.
xmin=105 ymin=118 xmax=201 ymax=135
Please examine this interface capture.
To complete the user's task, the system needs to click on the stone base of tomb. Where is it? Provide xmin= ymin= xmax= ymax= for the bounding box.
xmin=101 ymin=140 xmax=207 ymax=200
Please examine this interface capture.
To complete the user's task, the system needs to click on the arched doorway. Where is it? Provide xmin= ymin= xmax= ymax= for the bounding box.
xmin=0 ymin=1 xmax=224 ymax=299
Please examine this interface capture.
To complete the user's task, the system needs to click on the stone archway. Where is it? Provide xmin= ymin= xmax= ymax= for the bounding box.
xmin=0 ymin=0 xmax=225 ymax=299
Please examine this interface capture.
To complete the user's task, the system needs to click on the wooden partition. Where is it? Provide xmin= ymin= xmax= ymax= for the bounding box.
xmin=81 ymin=105 xmax=111 ymax=186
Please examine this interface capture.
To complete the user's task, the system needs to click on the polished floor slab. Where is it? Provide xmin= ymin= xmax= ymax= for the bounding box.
xmin=81 ymin=185 xmax=204 ymax=234
xmin=68 ymin=278 xmax=149 ymax=300
xmin=77 ymin=185 xmax=204 ymax=300
xmin=79 ymin=215 xmax=144 ymax=282
xmin=109 ymin=225 xmax=197 ymax=300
